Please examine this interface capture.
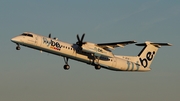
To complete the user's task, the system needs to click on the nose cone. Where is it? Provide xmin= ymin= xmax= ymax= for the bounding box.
xmin=11 ymin=37 xmax=21 ymax=43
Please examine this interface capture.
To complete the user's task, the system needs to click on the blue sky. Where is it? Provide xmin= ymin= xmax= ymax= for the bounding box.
xmin=0 ymin=0 xmax=180 ymax=101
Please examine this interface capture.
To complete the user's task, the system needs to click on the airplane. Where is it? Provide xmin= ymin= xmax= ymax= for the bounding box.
xmin=11 ymin=32 xmax=172 ymax=71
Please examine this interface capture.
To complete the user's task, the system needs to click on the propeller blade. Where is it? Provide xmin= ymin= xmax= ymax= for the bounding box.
xmin=81 ymin=33 xmax=85 ymax=42
xmin=77 ymin=34 xmax=81 ymax=42
xmin=49 ymin=33 xmax=51 ymax=38
xmin=76 ymin=33 xmax=86 ymax=46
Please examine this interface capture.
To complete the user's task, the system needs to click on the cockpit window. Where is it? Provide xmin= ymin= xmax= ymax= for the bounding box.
xmin=27 ymin=34 xmax=33 ymax=37
xmin=21 ymin=33 xmax=27 ymax=36
xmin=21 ymin=33 xmax=33 ymax=37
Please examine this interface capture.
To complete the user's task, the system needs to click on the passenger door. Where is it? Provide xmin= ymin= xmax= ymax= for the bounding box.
xmin=112 ymin=57 xmax=117 ymax=67
xmin=35 ymin=35 xmax=41 ymax=46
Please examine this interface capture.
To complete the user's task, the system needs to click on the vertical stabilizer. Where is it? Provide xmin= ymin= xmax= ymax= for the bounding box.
xmin=136 ymin=41 xmax=172 ymax=68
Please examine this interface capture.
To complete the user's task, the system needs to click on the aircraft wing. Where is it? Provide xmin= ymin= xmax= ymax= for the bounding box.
xmin=97 ymin=41 xmax=136 ymax=50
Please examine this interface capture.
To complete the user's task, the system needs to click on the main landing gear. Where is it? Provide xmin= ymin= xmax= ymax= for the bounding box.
xmin=16 ymin=44 xmax=21 ymax=50
xmin=63 ymin=57 xmax=70 ymax=70
xmin=94 ymin=55 xmax=101 ymax=70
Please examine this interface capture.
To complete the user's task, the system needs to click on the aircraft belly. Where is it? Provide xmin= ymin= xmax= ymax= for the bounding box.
xmin=114 ymin=58 xmax=150 ymax=71
xmin=115 ymin=58 xmax=137 ymax=71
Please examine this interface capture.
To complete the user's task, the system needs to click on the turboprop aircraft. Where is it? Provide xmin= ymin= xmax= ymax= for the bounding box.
xmin=11 ymin=32 xmax=172 ymax=71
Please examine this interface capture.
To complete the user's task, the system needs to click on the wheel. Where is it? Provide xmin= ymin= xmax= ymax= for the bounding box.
xmin=63 ymin=65 xmax=70 ymax=70
xmin=16 ymin=46 xmax=21 ymax=50
xmin=95 ymin=65 xmax=101 ymax=70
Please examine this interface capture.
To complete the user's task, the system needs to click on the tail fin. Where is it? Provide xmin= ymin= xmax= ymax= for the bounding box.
xmin=136 ymin=41 xmax=172 ymax=68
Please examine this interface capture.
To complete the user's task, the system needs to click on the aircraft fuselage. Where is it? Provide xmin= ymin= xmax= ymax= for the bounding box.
xmin=11 ymin=32 xmax=151 ymax=71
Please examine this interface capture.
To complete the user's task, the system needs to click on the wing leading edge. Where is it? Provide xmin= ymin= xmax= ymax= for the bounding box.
xmin=97 ymin=41 xmax=136 ymax=50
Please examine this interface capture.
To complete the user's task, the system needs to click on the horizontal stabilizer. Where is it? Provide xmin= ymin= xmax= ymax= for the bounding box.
xmin=136 ymin=41 xmax=172 ymax=48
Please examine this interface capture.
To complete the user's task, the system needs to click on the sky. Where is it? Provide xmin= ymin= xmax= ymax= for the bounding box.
xmin=0 ymin=0 xmax=180 ymax=101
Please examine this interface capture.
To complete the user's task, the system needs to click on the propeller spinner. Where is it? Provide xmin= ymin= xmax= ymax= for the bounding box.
xmin=76 ymin=33 xmax=86 ymax=46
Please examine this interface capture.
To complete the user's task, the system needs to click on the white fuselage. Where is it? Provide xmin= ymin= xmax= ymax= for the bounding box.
xmin=11 ymin=32 xmax=150 ymax=71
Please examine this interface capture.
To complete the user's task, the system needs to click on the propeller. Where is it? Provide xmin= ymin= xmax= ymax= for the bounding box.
xmin=76 ymin=33 xmax=86 ymax=46
xmin=48 ymin=33 xmax=51 ymax=38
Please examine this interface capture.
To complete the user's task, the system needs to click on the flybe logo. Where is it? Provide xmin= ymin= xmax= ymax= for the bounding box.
xmin=43 ymin=37 xmax=61 ymax=51
xmin=139 ymin=51 xmax=155 ymax=68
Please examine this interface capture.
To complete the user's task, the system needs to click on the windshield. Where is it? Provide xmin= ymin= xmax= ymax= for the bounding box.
xmin=21 ymin=33 xmax=33 ymax=37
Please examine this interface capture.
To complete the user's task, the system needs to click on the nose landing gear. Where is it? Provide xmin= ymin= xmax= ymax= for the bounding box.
xmin=16 ymin=44 xmax=21 ymax=50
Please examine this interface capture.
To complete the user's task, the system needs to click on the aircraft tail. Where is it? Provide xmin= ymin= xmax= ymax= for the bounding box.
xmin=135 ymin=41 xmax=172 ymax=68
